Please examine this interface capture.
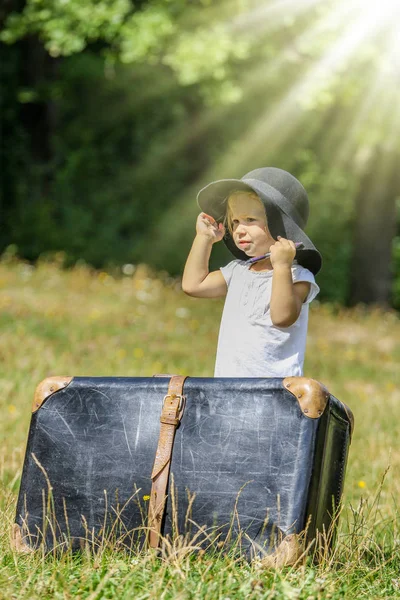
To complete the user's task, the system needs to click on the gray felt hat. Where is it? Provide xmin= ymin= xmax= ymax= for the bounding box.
xmin=197 ymin=166 xmax=322 ymax=275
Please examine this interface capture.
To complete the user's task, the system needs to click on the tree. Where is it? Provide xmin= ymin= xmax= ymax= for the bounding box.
xmin=0 ymin=0 xmax=254 ymax=260
xmin=0 ymin=0 xmax=250 ymax=101
xmin=349 ymin=144 xmax=400 ymax=306
xmin=2 ymin=0 xmax=400 ymax=307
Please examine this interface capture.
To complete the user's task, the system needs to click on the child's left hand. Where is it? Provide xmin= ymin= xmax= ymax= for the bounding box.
xmin=270 ymin=236 xmax=296 ymax=268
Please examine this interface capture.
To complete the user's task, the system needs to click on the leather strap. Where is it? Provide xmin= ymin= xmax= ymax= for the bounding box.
xmin=148 ymin=375 xmax=187 ymax=548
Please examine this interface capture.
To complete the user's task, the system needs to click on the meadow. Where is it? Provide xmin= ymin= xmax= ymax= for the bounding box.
xmin=0 ymin=254 xmax=399 ymax=599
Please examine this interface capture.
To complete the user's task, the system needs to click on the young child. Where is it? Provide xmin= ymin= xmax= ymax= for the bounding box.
xmin=182 ymin=167 xmax=322 ymax=377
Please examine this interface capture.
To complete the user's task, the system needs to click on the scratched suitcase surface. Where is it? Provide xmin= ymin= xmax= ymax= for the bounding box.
xmin=13 ymin=376 xmax=353 ymax=556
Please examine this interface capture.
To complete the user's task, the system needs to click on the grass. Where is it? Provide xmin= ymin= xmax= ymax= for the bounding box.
xmin=0 ymin=254 xmax=399 ymax=598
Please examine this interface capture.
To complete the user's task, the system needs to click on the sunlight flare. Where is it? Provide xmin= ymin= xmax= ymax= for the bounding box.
xmin=214 ymin=0 xmax=400 ymax=171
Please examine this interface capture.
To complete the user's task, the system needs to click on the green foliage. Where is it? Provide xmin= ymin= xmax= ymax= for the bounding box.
xmin=1 ymin=0 xmax=400 ymax=305
xmin=162 ymin=24 xmax=248 ymax=93
xmin=1 ymin=0 xmax=250 ymax=98
xmin=1 ymin=0 xmax=132 ymax=54
xmin=119 ymin=5 xmax=177 ymax=63
xmin=4 ymin=52 xmax=206 ymax=267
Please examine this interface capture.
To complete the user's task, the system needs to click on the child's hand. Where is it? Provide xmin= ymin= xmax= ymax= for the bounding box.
xmin=196 ymin=213 xmax=225 ymax=243
xmin=270 ymin=236 xmax=296 ymax=268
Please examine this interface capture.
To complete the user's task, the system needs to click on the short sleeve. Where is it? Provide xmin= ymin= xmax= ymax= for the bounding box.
xmin=292 ymin=265 xmax=320 ymax=304
xmin=220 ymin=260 xmax=243 ymax=286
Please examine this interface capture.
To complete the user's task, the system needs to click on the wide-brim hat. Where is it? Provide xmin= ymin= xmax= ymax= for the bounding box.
xmin=197 ymin=166 xmax=322 ymax=275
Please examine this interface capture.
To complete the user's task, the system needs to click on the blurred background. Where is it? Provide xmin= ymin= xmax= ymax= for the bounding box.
xmin=1 ymin=0 xmax=400 ymax=308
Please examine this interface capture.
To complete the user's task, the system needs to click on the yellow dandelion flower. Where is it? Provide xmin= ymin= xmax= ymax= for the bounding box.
xmin=385 ymin=382 xmax=396 ymax=392
xmin=89 ymin=309 xmax=101 ymax=320
xmin=358 ymin=480 xmax=366 ymax=488
xmin=143 ymin=495 xmax=150 ymax=501
xmin=8 ymin=405 xmax=16 ymax=414
xmin=133 ymin=348 xmax=144 ymax=359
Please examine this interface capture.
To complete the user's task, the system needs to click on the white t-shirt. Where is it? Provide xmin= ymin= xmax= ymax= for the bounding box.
xmin=214 ymin=260 xmax=319 ymax=378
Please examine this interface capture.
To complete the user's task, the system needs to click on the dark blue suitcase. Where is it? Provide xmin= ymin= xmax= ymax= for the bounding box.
xmin=13 ymin=376 xmax=353 ymax=565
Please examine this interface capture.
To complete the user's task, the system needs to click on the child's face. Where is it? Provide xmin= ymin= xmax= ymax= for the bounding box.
xmin=228 ymin=193 xmax=274 ymax=256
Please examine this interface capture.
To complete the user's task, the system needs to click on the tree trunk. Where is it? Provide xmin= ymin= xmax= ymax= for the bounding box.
xmin=348 ymin=144 xmax=400 ymax=307
xmin=0 ymin=15 xmax=58 ymax=255
xmin=19 ymin=36 xmax=58 ymax=180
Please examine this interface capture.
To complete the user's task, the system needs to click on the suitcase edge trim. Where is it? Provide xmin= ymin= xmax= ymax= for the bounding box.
xmin=283 ymin=377 xmax=329 ymax=419
xmin=32 ymin=376 xmax=73 ymax=412
xmin=11 ymin=523 xmax=34 ymax=554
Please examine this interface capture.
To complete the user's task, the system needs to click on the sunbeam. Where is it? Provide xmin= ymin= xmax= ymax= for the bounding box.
xmin=144 ymin=0 xmax=400 ymax=248
xmin=208 ymin=0 xmax=400 ymax=173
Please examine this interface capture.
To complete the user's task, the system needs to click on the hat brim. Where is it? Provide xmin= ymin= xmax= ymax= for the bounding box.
xmin=197 ymin=178 xmax=322 ymax=275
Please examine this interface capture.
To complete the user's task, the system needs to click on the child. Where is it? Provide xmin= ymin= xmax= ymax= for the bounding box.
xmin=182 ymin=167 xmax=322 ymax=377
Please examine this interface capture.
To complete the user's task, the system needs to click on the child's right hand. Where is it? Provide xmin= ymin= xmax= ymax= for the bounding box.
xmin=196 ymin=213 xmax=225 ymax=243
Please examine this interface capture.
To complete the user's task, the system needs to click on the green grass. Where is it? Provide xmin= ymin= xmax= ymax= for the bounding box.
xmin=1 ymin=256 xmax=399 ymax=598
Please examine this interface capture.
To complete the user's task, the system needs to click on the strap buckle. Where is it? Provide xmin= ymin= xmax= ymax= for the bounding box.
xmin=160 ymin=393 xmax=186 ymax=425
xmin=162 ymin=393 xmax=185 ymax=414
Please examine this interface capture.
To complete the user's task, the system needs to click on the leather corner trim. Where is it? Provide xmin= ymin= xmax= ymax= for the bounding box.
xmin=32 ymin=376 xmax=73 ymax=412
xmin=11 ymin=524 xmax=34 ymax=553
xmin=259 ymin=533 xmax=305 ymax=569
xmin=283 ymin=377 xmax=329 ymax=419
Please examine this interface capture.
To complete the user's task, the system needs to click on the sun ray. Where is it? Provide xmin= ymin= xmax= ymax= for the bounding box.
xmin=133 ymin=0 xmax=400 ymax=180
xmin=145 ymin=0 xmax=400 ymax=255
xmin=228 ymin=0 xmax=325 ymax=34
xmin=232 ymin=0 xmax=356 ymax=91
xmin=333 ymin=27 xmax=400 ymax=166
xmin=211 ymin=0 xmax=399 ymax=172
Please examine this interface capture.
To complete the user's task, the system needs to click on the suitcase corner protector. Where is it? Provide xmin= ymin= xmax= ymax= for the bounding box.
xmin=32 ymin=376 xmax=73 ymax=412
xmin=11 ymin=523 xmax=34 ymax=554
xmin=259 ymin=532 xmax=305 ymax=569
xmin=283 ymin=376 xmax=329 ymax=419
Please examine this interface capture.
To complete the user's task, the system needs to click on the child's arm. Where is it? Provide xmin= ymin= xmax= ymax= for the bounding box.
xmin=269 ymin=237 xmax=311 ymax=327
xmin=182 ymin=213 xmax=227 ymax=298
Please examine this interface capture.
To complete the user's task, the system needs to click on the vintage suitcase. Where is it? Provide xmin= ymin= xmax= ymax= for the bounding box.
xmin=13 ymin=376 xmax=353 ymax=563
